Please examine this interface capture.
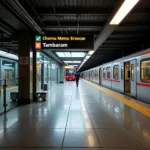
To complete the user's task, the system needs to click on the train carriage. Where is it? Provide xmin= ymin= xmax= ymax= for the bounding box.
xmin=101 ymin=63 xmax=112 ymax=89
xmin=82 ymin=49 xmax=150 ymax=104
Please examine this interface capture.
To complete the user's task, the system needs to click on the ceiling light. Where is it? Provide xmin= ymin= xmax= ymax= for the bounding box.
xmin=56 ymin=52 xmax=65 ymax=57
xmin=64 ymin=61 xmax=72 ymax=63
xmin=56 ymin=52 xmax=86 ymax=58
xmin=73 ymin=61 xmax=81 ymax=63
xmin=71 ymin=52 xmax=86 ymax=57
xmin=64 ymin=52 xmax=71 ymax=57
xmin=88 ymin=51 xmax=94 ymax=55
xmin=64 ymin=61 xmax=81 ymax=64
xmin=86 ymin=56 xmax=90 ymax=59
xmin=110 ymin=0 xmax=139 ymax=25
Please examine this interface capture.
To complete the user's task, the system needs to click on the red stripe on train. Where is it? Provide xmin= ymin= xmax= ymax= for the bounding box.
xmin=112 ymin=80 xmax=120 ymax=82
xmin=136 ymin=83 xmax=150 ymax=87
xmin=104 ymin=79 xmax=120 ymax=82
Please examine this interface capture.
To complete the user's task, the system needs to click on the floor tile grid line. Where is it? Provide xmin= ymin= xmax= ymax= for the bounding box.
xmin=81 ymin=97 xmax=102 ymax=148
xmin=83 ymin=100 xmax=146 ymax=150
xmin=83 ymin=79 xmax=150 ymax=118
xmin=61 ymin=95 xmax=73 ymax=149
xmin=83 ymin=81 xmax=146 ymax=150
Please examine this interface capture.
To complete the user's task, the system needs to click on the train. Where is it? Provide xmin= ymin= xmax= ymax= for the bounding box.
xmin=82 ymin=48 xmax=150 ymax=104
xmin=0 ymin=51 xmax=18 ymax=81
xmin=65 ymin=68 xmax=76 ymax=81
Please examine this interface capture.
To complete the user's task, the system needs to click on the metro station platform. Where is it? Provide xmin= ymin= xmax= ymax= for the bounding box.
xmin=0 ymin=79 xmax=150 ymax=150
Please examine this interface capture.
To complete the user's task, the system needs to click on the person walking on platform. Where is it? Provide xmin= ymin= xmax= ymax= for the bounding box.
xmin=75 ymin=72 xmax=80 ymax=87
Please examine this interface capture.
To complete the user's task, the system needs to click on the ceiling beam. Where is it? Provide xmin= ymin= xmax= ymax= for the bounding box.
xmin=43 ymin=21 xmax=105 ymax=27
xmin=100 ymin=44 xmax=137 ymax=48
xmin=35 ymin=7 xmax=111 ymax=16
xmin=42 ymin=26 xmax=101 ymax=30
xmin=0 ymin=19 xmax=15 ymax=36
xmin=0 ymin=46 xmax=18 ymax=49
xmin=1 ymin=0 xmax=44 ymax=34
xmin=59 ymin=57 xmax=83 ymax=61
xmin=120 ymin=22 xmax=150 ymax=27
xmin=110 ymin=34 xmax=147 ymax=38
xmin=104 ymin=40 xmax=141 ymax=44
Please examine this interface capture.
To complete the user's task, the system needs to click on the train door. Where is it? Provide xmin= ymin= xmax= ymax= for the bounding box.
xmin=99 ymin=68 xmax=102 ymax=85
xmin=120 ymin=62 xmax=124 ymax=93
xmin=130 ymin=59 xmax=137 ymax=97
xmin=124 ymin=61 xmax=131 ymax=95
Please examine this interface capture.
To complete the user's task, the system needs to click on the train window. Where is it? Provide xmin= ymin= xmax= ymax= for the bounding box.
xmin=106 ymin=67 xmax=110 ymax=79
xmin=141 ymin=59 xmax=150 ymax=82
xmin=131 ymin=64 xmax=134 ymax=81
xmin=113 ymin=65 xmax=119 ymax=80
xmin=121 ymin=66 xmax=124 ymax=80
xmin=95 ymin=70 xmax=98 ymax=78
xmin=103 ymin=68 xmax=106 ymax=78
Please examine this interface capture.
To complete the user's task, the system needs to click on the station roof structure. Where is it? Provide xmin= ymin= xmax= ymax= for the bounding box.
xmin=0 ymin=0 xmax=150 ymax=71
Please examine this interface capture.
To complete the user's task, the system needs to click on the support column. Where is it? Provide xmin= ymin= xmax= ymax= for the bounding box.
xmin=59 ymin=65 xmax=64 ymax=83
xmin=33 ymin=49 xmax=37 ymax=101
xmin=18 ymin=36 xmax=33 ymax=104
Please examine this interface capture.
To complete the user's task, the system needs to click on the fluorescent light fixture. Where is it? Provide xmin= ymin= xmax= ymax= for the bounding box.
xmin=64 ymin=61 xmax=81 ymax=64
xmin=86 ymin=56 xmax=90 ymax=59
xmin=73 ymin=61 xmax=81 ymax=63
xmin=56 ymin=52 xmax=65 ymax=57
xmin=71 ymin=52 xmax=86 ymax=57
xmin=56 ymin=52 xmax=86 ymax=58
xmin=64 ymin=52 xmax=71 ymax=57
xmin=110 ymin=0 xmax=139 ymax=25
xmin=88 ymin=51 xmax=94 ymax=55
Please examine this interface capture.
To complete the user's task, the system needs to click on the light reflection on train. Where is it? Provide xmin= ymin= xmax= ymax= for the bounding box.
xmin=82 ymin=49 xmax=150 ymax=104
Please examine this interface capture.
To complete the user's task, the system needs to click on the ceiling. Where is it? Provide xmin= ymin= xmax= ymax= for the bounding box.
xmin=0 ymin=0 xmax=150 ymax=71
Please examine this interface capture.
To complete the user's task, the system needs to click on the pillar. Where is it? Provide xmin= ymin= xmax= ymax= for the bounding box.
xmin=59 ymin=65 xmax=64 ymax=83
xmin=18 ymin=36 xmax=33 ymax=104
xmin=33 ymin=49 xmax=37 ymax=101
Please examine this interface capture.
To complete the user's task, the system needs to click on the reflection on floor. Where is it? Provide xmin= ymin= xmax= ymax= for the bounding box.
xmin=0 ymin=79 xmax=150 ymax=150
xmin=0 ymin=86 xmax=18 ymax=114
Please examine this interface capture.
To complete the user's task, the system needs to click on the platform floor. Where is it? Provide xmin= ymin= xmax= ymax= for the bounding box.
xmin=0 ymin=79 xmax=150 ymax=150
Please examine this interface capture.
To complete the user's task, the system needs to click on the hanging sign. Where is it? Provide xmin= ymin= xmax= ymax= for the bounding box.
xmin=34 ymin=35 xmax=93 ymax=50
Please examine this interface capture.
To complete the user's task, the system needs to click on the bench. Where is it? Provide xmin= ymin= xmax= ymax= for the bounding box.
xmin=36 ymin=92 xmax=47 ymax=101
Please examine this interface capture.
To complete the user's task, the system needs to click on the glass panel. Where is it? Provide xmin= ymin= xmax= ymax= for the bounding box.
xmin=141 ymin=59 xmax=150 ymax=82
xmin=131 ymin=64 xmax=134 ymax=81
xmin=113 ymin=65 xmax=119 ymax=80
xmin=103 ymin=68 xmax=106 ymax=78
xmin=66 ymin=69 xmax=75 ymax=75
xmin=106 ymin=67 xmax=110 ymax=79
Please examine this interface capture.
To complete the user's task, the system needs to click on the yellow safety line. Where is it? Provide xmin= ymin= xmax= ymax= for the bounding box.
xmin=1 ymin=86 xmax=18 ymax=92
xmin=83 ymin=79 xmax=150 ymax=117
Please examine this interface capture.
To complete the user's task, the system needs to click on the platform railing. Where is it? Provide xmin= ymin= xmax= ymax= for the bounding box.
xmin=0 ymin=78 xmax=23 ymax=115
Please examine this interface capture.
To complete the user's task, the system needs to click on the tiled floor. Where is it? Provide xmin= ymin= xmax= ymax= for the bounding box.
xmin=0 ymin=80 xmax=150 ymax=150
